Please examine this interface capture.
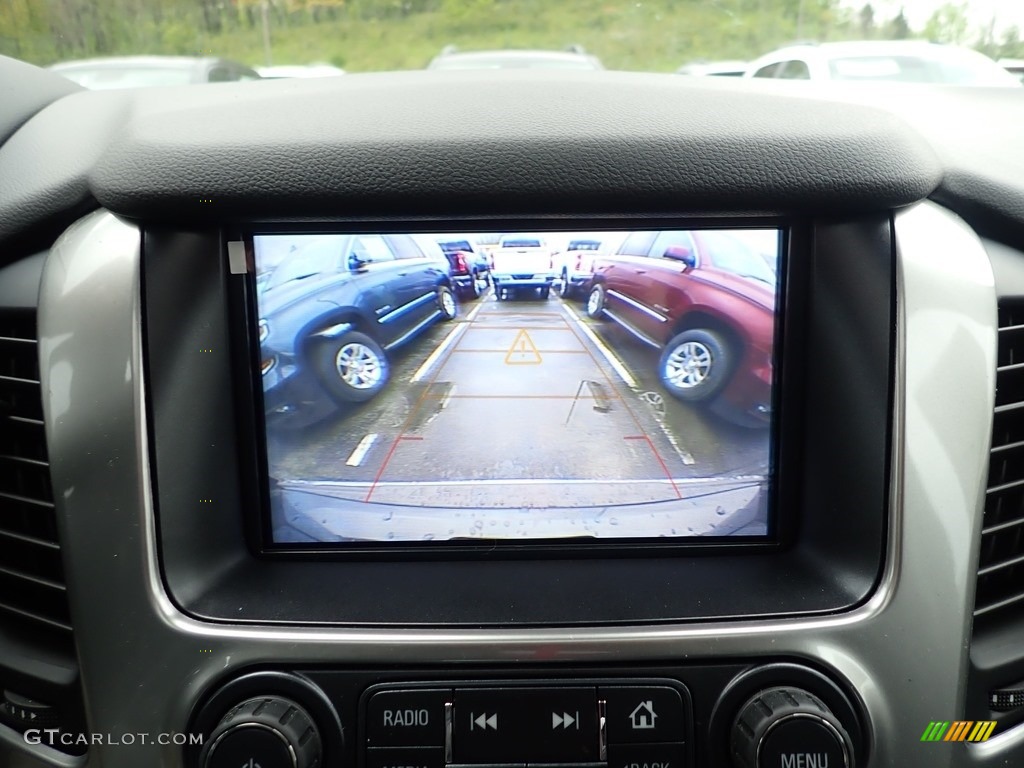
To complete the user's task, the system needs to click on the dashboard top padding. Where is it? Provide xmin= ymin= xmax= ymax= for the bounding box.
xmin=0 ymin=67 xmax=944 ymax=250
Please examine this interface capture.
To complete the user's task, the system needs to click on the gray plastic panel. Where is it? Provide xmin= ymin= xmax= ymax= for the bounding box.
xmin=22 ymin=201 xmax=999 ymax=766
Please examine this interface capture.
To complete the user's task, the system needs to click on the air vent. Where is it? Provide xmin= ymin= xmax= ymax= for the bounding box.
xmin=0 ymin=305 xmax=87 ymax=755
xmin=976 ymin=302 xmax=1024 ymax=622
xmin=0 ymin=308 xmax=72 ymax=643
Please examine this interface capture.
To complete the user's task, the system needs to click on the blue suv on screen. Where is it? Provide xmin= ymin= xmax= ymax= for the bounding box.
xmin=257 ymin=234 xmax=457 ymax=426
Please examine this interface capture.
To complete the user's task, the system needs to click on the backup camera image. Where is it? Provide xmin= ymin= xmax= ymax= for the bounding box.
xmin=254 ymin=228 xmax=780 ymax=545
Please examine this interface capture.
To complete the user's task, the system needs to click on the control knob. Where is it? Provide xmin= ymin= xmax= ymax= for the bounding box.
xmin=731 ymin=687 xmax=854 ymax=768
xmin=200 ymin=696 xmax=322 ymax=768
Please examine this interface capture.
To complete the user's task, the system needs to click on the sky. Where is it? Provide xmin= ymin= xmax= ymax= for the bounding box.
xmin=843 ymin=0 xmax=1024 ymax=34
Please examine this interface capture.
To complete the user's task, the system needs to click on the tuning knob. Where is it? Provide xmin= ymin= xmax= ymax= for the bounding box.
xmin=200 ymin=696 xmax=322 ymax=768
xmin=731 ymin=687 xmax=854 ymax=768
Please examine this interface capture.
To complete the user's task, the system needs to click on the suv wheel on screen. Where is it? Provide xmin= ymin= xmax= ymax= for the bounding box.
xmin=468 ymin=272 xmax=483 ymax=299
xmin=586 ymin=283 xmax=606 ymax=318
xmin=437 ymin=285 xmax=458 ymax=319
xmin=559 ymin=269 xmax=573 ymax=298
xmin=659 ymin=329 xmax=734 ymax=402
xmin=314 ymin=331 xmax=390 ymax=403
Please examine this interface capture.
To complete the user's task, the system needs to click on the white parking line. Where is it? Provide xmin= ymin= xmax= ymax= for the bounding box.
xmin=561 ymin=303 xmax=637 ymax=388
xmin=286 ymin=476 xmax=765 ymax=488
xmin=345 ymin=433 xmax=378 ymax=466
xmin=465 ymin=298 xmax=487 ymax=322
xmin=410 ymin=293 xmax=488 ymax=383
xmin=661 ymin=427 xmax=696 ymax=466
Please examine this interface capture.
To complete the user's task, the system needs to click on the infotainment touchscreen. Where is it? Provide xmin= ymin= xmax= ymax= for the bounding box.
xmin=252 ymin=228 xmax=782 ymax=547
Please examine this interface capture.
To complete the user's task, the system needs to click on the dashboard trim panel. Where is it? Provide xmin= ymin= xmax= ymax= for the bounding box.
xmin=21 ymin=201 xmax=1000 ymax=767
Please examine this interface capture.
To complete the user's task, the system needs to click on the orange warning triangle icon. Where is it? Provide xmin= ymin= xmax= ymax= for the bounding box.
xmin=504 ymin=329 xmax=543 ymax=365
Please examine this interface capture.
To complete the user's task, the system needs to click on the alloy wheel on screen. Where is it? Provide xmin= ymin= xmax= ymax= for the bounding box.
xmin=336 ymin=344 xmax=382 ymax=389
xmin=667 ymin=342 xmax=712 ymax=387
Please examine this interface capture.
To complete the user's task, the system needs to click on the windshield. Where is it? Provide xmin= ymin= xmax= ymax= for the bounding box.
xmin=13 ymin=1 xmax=1020 ymax=85
xmin=49 ymin=64 xmax=196 ymax=89
xmin=568 ymin=240 xmax=602 ymax=250
xmin=439 ymin=240 xmax=474 ymax=253
xmin=501 ymin=237 xmax=543 ymax=248
xmin=696 ymin=231 xmax=777 ymax=286
xmin=264 ymin=236 xmax=348 ymax=289
xmin=828 ymin=48 xmax=1021 ymax=85
xmin=429 ymin=52 xmax=601 ymax=70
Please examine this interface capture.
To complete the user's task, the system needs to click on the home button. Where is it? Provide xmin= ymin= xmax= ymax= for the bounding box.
xmin=600 ymin=686 xmax=687 ymax=745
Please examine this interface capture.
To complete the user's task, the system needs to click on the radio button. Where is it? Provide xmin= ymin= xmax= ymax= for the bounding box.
xmin=606 ymin=743 xmax=688 ymax=768
xmin=452 ymin=687 xmax=599 ymax=763
xmin=366 ymin=689 xmax=450 ymax=747
xmin=366 ymin=747 xmax=445 ymax=768
xmin=600 ymin=687 xmax=687 ymax=745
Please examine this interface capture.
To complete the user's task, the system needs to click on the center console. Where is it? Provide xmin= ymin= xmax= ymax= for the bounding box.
xmin=188 ymin=663 xmax=864 ymax=768
xmin=0 ymin=69 xmax=1005 ymax=768
xmin=127 ymin=213 xmax=895 ymax=768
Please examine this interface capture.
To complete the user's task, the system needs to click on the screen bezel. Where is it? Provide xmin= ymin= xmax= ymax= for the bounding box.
xmin=232 ymin=218 xmax=800 ymax=559
xmin=143 ymin=213 xmax=892 ymax=625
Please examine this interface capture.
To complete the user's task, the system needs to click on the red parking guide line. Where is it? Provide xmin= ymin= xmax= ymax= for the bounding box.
xmin=365 ymin=311 xmax=477 ymax=502
xmin=624 ymin=435 xmax=682 ymax=499
xmin=365 ymin=436 xmax=405 ymax=502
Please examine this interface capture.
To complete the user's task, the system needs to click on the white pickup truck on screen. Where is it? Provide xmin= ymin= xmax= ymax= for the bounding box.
xmin=489 ymin=235 xmax=557 ymax=300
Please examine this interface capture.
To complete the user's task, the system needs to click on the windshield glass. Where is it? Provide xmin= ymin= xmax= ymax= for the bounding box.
xmin=828 ymin=49 xmax=1021 ymax=85
xmin=696 ymin=231 xmax=777 ymax=286
xmin=429 ymin=53 xmax=600 ymax=70
xmin=265 ymin=236 xmax=347 ymax=289
xmin=50 ymin=64 xmax=195 ymax=89
xmin=501 ymin=237 xmax=543 ymax=248
xmin=568 ymin=240 xmax=602 ymax=250
xmin=11 ymin=1 xmax=1020 ymax=84
xmin=439 ymin=240 xmax=474 ymax=253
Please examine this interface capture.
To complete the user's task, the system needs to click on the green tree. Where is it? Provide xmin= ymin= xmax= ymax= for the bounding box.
xmin=997 ymin=25 xmax=1024 ymax=58
xmin=886 ymin=8 xmax=910 ymax=40
xmin=859 ymin=3 xmax=874 ymax=39
xmin=923 ymin=2 xmax=970 ymax=45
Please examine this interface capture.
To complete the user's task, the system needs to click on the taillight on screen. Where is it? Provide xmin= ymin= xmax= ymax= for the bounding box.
xmin=575 ymin=254 xmax=583 ymax=271
xmin=456 ymin=253 xmax=468 ymax=273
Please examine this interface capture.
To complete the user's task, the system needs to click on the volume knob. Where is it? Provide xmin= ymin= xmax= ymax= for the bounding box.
xmin=731 ymin=687 xmax=853 ymax=768
xmin=200 ymin=696 xmax=322 ymax=768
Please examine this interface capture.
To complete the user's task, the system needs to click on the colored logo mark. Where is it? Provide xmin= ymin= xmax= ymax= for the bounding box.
xmin=921 ymin=721 xmax=997 ymax=743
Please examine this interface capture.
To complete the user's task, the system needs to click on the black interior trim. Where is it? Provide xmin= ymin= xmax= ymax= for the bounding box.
xmin=145 ymin=213 xmax=890 ymax=626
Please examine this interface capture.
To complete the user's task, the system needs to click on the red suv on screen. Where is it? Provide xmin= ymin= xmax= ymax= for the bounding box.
xmin=585 ymin=230 xmax=778 ymax=426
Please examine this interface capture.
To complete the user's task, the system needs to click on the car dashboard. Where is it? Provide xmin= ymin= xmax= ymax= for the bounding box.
xmin=1 ymin=55 xmax=1024 ymax=768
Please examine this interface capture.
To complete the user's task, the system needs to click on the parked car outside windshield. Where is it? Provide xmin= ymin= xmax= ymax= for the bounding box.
xmin=427 ymin=48 xmax=603 ymax=70
xmin=745 ymin=41 xmax=1021 ymax=85
xmin=48 ymin=55 xmax=261 ymax=88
